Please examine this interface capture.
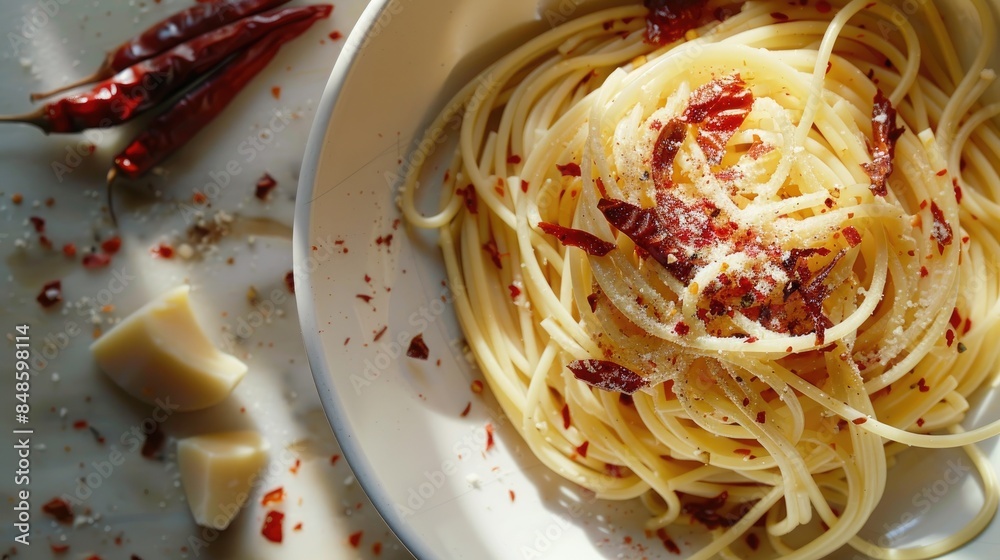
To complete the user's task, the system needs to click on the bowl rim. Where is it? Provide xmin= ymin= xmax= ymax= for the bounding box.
xmin=292 ymin=1 xmax=429 ymax=558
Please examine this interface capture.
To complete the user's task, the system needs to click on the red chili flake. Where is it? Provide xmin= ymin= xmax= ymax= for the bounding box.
xmin=842 ymin=226 xmax=862 ymax=247
xmin=945 ymin=329 xmax=955 ymax=347
xmin=356 ymin=294 xmax=372 ymax=303
xmin=755 ymin=411 xmax=766 ymax=423
xmin=556 ymin=162 xmax=582 ymax=177
xmin=375 ymin=234 xmax=394 ymax=246
xmin=853 ymin=417 xmax=868 ymax=425
xmin=471 ymin=380 xmax=484 ymax=394
xmin=290 ymin=458 xmax=301 ymax=474
xmin=460 ymin=402 xmax=472 ymax=417
xmin=348 ymin=530 xmax=363 ymax=548
xmin=538 ymin=222 xmax=616 ymax=256
xmin=734 ymin=448 xmax=752 ymax=456
xmin=644 ymin=0 xmax=709 ymax=45
xmin=964 ymin=318 xmax=973 ymax=335
xmin=29 ymin=216 xmax=45 ymax=232
xmin=483 ymin=239 xmax=503 ymax=269
xmin=508 ymin=284 xmax=522 ymax=299
xmin=373 ymin=542 xmax=382 ymax=555
xmin=674 ymin=321 xmax=690 ymax=336
xmin=507 ymin=154 xmax=522 ymax=164
xmin=141 ymin=423 xmax=165 ymax=459
xmin=656 ymin=528 xmax=682 ymax=555
xmin=293 ymin=522 xmax=303 ymax=531
xmin=101 ymin=236 xmax=122 ymax=254
xmin=192 ymin=191 xmax=207 ymax=204
xmin=929 ymin=202 xmax=953 ymax=253
xmin=950 ymin=308 xmax=962 ymax=329
xmin=520 ymin=179 xmax=529 ymax=193
xmin=37 ymin=280 xmax=63 ymax=308
xmin=330 ymin=454 xmax=341 ymax=465
xmin=562 ymin=404 xmax=572 ymax=429
xmin=261 ymin=510 xmax=284 ymax=543
xmin=83 ymin=253 xmax=111 ymax=269
xmin=681 ymin=75 xmax=753 ymax=165
xmin=917 ymin=418 xmax=926 ymax=427
xmin=746 ymin=532 xmax=761 ymax=551
xmin=605 ymin=464 xmax=625 ymax=478
xmin=73 ymin=419 xmax=88 ymax=429
xmin=576 ymin=441 xmax=589 ymax=458
xmin=269 ymin=86 xmax=281 ymax=100
xmin=50 ymin=542 xmax=70 ymax=553
xmin=406 ymin=334 xmax=429 ymax=360
xmin=920 ymin=266 xmax=929 ymax=278
xmin=816 ymin=0 xmax=832 ymax=12
xmin=485 ymin=423 xmax=495 ymax=451
xmin=651 ymin=119 xmax=688 ymax=188
xmin=509 ymin=490 xmax=516 ymax=502
xmin=62 ymin=243 xmax=77 ymax=257
xmin=458 ymin=185 xmax=478 ymax=214
xmin=42 ymin=498 xmax=74 ymax=524
xmin=954 ymin=179 xmax=963 ymax=203
xmin=587 ymin=293 xmax=600 ymax=312
xmin=255 ymin=173 xmax=278 ymax=200
xmin=285 ymin=271 xmax=295 ymax=293
xmin=568 ymin=360 xmax=648 ymax=394
xmin=328 ymin=30 xmax=343 ymax=40
xmin=39 ymin=235 xmax=53 ymax=250
xmin=151 ymin=244 xmax=174 ymax=258
xmin=771 ymin=11 xmax=789 ymax=21
xmin=262 ymin=487 xmax=285 ymax=506
xmin=373 ymin=326 xmax=388 ymax=342
xmin=863 ymin=90 xmax=905 ymax=196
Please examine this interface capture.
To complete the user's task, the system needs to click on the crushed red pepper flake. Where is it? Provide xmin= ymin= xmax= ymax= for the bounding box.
xmin=29 ymin=216 xmax=45 ymax=232
xmin=42 ymin=498 xmax=74 ymax=524
xmin=568 ymin=359 xmax=648 ymax=394
xmin=770 ymin=11 xmax=789 ymax=21
xmin=946 ymin=329 xmax=955 ymax=347
xmin=348 ymin=530 xmax=363 ymax=548
xmin=929 ymin=202 xmax=953 ymax=253
xmin=520 ymin=179 xmax=529 ymax=192
xmin=83 ymin=253 xmax=111 ymax=269
xmin=863 ymin=90 xmax=905 ymax=196
xmin=576 ymin=441 xmax=590 ymax=457
xmin=842 ymin=226 xmax=862 ymax=247
xmin=330 ymin=454 xmax=341 ymax=465
xmin=756 ymin=411 xmax=766 ymax=423
xmin=853 ymin=417 xmax=868 ymax=425
xmin=644 ymin=0 xmax=709 ymax=45
xmin=255 ymin=173 xmax=278 ymax=200
xmin=507 ymin=154 xmax=522 ymax=164
xmin=373 ymin=542 xmax=382 ymax=555
xmin=261 ymin=510 xmax=284 ymax=543
xmin=50 ymin=541 xmax=70 ymax=553
xmin=458 ymin=185 xmax=478 ymax=214
xmin=508 ymin=284 xmax=521 ymax=299
xmin=471 ymin=380 xmax=484 ymax=394
xmin=556 ymin=162 xmax=582 ymax=176
xmin=538 ymin=222 xmax=616 ymax=256
xmin=101 ymin=236 xmax=122 ymax=254
xmin=656 ymin=528 xmax=682 ymax=555
xmin=285 ymin=271 xmax=295 ymax=293
xmin=356 ymin=294 xmax=372 ymax=303
xmin=485 ymin=423 xmax=495 ymax=451
xmin=562 ymin=404 xmax=572 ymax=430
xmin=509 ymin=489 xmax=516 ymax=502
xmin=483 ymin=239 xmax=503 ymax=268
xmin=151 ymin=244 xmax=174 ymax=258
xmin=406 ymin=334 xmax=429 ymax=360
xmin=460 ymin=402 xmax=472 ymax=417
xmin=262 ymin=487 xmax=285 ymax=506
xmin=37 ymin=280 xmax=63 ymax=308
xmin=746 ymin=532 xmax=761 ymax=551
xmin=62 ymin=243 xmax=77 ymax=257
xmin=141 ymin=424 xmax=165 ymax=459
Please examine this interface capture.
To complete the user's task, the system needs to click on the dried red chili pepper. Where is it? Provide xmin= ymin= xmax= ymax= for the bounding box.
xmin=1 ymin=5 xmax=329 ymax=133
xmin=109 ymin=12 xmax=328 ymax=180
xmin=30 ymin=0 xmax=294 ymax=101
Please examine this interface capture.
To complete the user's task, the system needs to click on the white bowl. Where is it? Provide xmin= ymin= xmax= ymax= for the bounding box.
xmin=295 ymin=1 xmax=1000 ymax=558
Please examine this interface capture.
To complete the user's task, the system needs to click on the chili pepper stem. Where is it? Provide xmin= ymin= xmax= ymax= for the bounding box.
xmin=106 ymin=168 xmax=119 ymax=228
xmin=29 ymin=65 xmax=113 ymax=102
xmin=0 ymin=105 xmax=48 ymax=131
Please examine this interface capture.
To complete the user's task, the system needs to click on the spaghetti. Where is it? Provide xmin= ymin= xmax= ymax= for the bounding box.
xmin=400 ymin=1 xmax=1000 ymax=558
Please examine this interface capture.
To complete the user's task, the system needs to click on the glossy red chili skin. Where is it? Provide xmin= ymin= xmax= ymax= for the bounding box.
xmin=113 ymin=13 xmax=327 ymax=179
xmin=108 ymin=0 xmax=293 ymax=72
xmin=44 ymin=5 xmax=330 ymax=133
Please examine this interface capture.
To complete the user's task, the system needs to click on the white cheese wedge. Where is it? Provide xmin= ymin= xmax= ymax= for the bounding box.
xmin=90 ymin=285 xmax=247 ymax=411
xmin=177 ymin=431 xmax=269 ymax=530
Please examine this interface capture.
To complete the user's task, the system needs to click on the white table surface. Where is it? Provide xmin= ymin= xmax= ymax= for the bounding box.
xmin=0 ymin=0 xmax=411 ymax=558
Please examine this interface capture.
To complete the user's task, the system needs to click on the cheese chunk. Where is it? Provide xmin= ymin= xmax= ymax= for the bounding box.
xmin=90 ymin=285 xmax=247 ymax=411
xmin=178 ymin=431 xmax=270 ymax=530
